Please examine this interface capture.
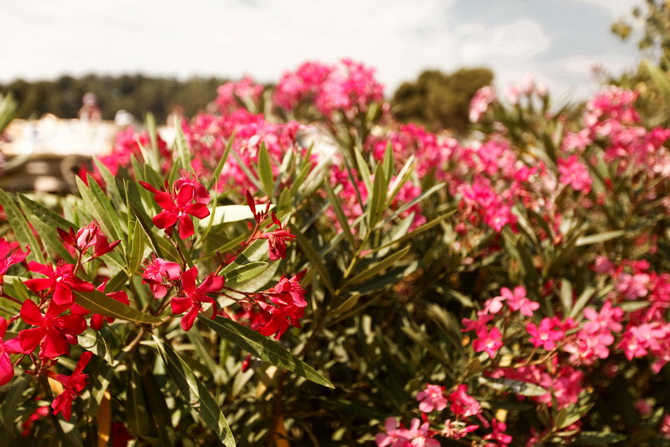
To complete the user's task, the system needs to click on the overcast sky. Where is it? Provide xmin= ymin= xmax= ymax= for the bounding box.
xmin=2 ymin=0 xmax=644 ymax=102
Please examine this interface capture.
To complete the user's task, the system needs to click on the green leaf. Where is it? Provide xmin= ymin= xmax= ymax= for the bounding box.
xmin=0 ymin=189 xmax=45 ymax=264
xmin=386 ymin=155 xmax=416 ymax=208
xmin=324 ymin=183 xmax=356 ymax=248
xmin=573 ymin=432 xmax=626 ymax=445
xmin=344 ymin=246 xmax=410 ymax=287
xmin=153 ymin=336 xmax=235 ymax=447
xmin=76 ymin=176 xmax=120 ymax=242
xmin=224 ymin=261 xmax=269 ymax=288
xmin=174 ymin=121 xmax=193 ymax=174
xmin=141 ymin=369 xmax=177 ymax=446
xmin=257 ymin=142 xmax=274 ymax=197
xmin=370 ymin=210 xmax=455 ymax=254
xmin=27 ymin=217 xmax=75 ymax=264
xmin=290 ymin=227 xmax=335 ymax=294
xmin=368 ymin=162 xmax=388 ymax=228
xmin=353 ymin=146 xmax=373 ymax=198
xmin=74 ymin=289 xmax=161 ymax=324
xmin=126 ymin=220 xmax=147 ymax=276
xmin=478 ymin=376 xmax=548 ymax=397
xmin=382 ymin=141 xmax=394 ymax=186
xmin=198 ymin=205 xmax=255 ymax=228
xmin=126 ymin=364 xmax=151 ymax=438
xmin=559 ymin=279 xmax=573 ymax=315
xmin=575 ymin=230 xmax=625 ymax=247
xmin=206 ymin=132 xmax=235 ymax=191
xmin=377 ymin=182 xmax=445 ymax=229
xmin=77 ymin=329 xmax=113 ymax=364
xmin=202 ymin=316 xmax=334 ymax=388
xmin=569 ymin=286 xmax=596 ymax=319
xmin=18 ymin=194 xmax=75 ymax=231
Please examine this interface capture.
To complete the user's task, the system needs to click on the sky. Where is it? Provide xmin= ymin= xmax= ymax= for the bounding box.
xmin=1 ymin=0 xmax=645 ymax=102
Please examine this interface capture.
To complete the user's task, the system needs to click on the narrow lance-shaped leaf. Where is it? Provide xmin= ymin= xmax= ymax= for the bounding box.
xmin=257 ymin=142 xmax=274 ymax=197
xmin=324 ymin=183 xmax=356 ymax=248
xmin=74 ymin=290 xmax=161 ymax=324
xmin=202 ymin=316 xmax=334 ymax=389
xmin=344 ymin=246 xmax=411 ymax=287
xmin=206 ymin=132 xmax=235 ymax=191
xmin=290 ymin=226 xmax=335 ymax=295
xmin=0 ymin=189 xmax=45 ymax=264
xmin=152 ymin=335 xmax=235 ymax=447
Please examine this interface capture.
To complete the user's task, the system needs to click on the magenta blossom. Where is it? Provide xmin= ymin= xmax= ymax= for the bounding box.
xmin=24 ymin=261 xmax=94 ymax=306
xmin=140 ymin=172 xmax=211 ymax=239
xmin=416 ymin=384 xmax=447 ymax=413
xmin=0 ymin=238 xmax=29 ymax=280
xmin=50 ymin=351 xmax=93 ymax=420
xmin=18 ymin=300 xmax=87 ymax=359
xmin=142 ymin=257 xmax=182 ymax=299
xmin=171 ymin=267 xmax=224 ymax=331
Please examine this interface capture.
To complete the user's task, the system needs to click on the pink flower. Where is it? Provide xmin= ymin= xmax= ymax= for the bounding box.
xmin=375 ymin=417 xmax=412 ymax=447
xmin=473 ymin=326 xmax=503 ymax=359
xmin=416 ymin=384 xmax=447 ymax=413
xmin=499 ymin=286 xmax=539 ymax=317
xmin=526 ymin=317 xmax=564 ymax=351
xmin=403 ymin=418 xmax=439 ymax=447
xmin=24 ymin=261 xmax=94 ymax=306
xmin=0 ymin=317 xmax=17 ymax=386
xmin=50 ymin=351 xmax=92 ymax=420
xmin=659 ymin=414 xmax=670 ymax=439
xmin=57 ymin=221 xmax=120 ymax=260
xmin=441 ymin=420 xmax=479 ymax=439
xmin=582 ymin=300 xmax=623 ymax=334
xmin=140 ymin=172 xmax=211 ymax=239
xmin=483 ymin=418 xmax=512 ymax=445
xmin=469 ymin=86 xmax=496 ymax=123
xmin=171 ymin=267 xmax=224 ymax=331
xmin=558 ymin=155 xmax=592 ymax=193
xmin=142 ymin=257 xmax=182 ymax=299
xmin=0 ymin=238 xmax=29 ymax=280
xmin=615 ymin=272 xmax=650 ymax=299
xmin=449 ymin=384 xmax=482 ymax=418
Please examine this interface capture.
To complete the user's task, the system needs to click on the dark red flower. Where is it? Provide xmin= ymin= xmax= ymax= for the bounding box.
xmin=254 ymin=271 xmax=307 ymax=339
xmin=50 ymin=351 xmax=93 ymax=420
xmin=18 ymin=300 xmax=87 ymax=359
xmin=0 ymin=317 xmax=17 ymax=386
xmin=171 ymin=267 xmax=224 ymax=331
xmin=140 ymin=172 xmax=211 ymax=239
xmin=258 ymin=213 xmax=296 ymax=261
xmin=24 ymin=261 xmax=94 ymax=306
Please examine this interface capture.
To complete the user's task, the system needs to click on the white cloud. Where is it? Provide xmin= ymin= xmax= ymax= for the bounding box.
xmin=0 ymin=0 xmax=643 ymax=102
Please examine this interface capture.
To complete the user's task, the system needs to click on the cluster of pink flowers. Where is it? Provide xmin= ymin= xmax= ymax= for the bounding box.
xmin=377 ymin=383 xmax=511 ymax=446
xmin=274 ymin=59 xmax=385 ymax=120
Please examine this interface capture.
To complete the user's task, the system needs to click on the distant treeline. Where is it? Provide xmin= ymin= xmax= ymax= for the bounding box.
xmin=0 ymin=67 xmax=493 ymax=134
xmin=0 ymin=74 xmax=229 ymax=124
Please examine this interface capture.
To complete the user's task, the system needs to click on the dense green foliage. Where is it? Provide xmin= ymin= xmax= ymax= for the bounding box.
xmin=391 ymin=67 xmax=493 ymax=135
xmin=0 ymin=74 xmax=228 ymax=123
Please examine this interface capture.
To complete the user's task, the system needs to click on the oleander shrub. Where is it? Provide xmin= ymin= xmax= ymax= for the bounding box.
xmin=0 ymin=59 xmax=669 ymax=447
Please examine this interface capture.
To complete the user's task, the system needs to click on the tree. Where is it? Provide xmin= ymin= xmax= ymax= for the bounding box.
xmin=391 ymin=67 xmax=493 ymax=135
xmin=612 ymin=0 xmax=670 ymax=67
